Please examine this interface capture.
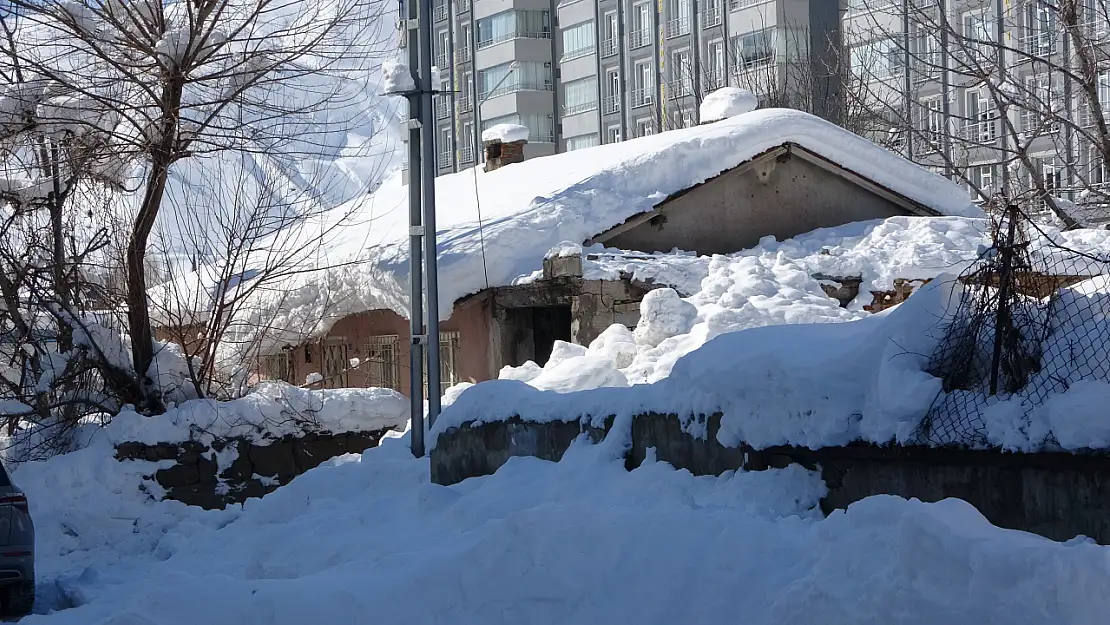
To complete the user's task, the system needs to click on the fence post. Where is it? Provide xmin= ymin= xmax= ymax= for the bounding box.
xmin=989 ymin=204 xmax=1018 ymax=396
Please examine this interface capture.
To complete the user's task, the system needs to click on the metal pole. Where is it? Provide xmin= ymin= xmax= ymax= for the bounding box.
xmin=418 ymin=0 xmax=442 ymax=427
xmin=405 ymin=0 xmax=426 ymax=457
xmin=996 ymin=0 xmax=1008 ymax=195
xmin=903 ymin=0 xmax=913 ymax=161
xmin=940 ymin=0 xmax=952 ymax=178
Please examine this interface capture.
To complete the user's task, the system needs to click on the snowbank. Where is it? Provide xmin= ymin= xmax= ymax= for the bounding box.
xmin=155 ymin=109 xmax=984 ymax=364
xmin=433 ymin=277 xmax=960 ymax=450
xmin=481 ymin=123 xmax=529 ymax=144
xmin=105 ymin=382 xmax=408 ymax=446
xmin=16 ymin=432 xmax=1110 ymax=624
xmin=699 ymin=87 xmax=759 ymax=122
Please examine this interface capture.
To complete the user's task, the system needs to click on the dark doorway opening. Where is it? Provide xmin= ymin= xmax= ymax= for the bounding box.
xmin=501 ymin=304 xmax=572 ymax=367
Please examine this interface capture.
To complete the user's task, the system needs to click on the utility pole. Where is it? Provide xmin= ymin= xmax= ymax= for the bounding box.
xmin=404 ymin=0 xmax=426 ymax=457
xmin=419 ymin=0 xmax=442 ymax=429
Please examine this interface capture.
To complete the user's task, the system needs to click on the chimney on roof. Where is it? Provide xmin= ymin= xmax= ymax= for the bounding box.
xmin=482 ymin=123 xmax=529 ymax=172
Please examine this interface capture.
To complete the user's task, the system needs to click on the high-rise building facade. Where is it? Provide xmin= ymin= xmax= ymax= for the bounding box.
xmin=427 ymin=0 xmax=844 ymax=175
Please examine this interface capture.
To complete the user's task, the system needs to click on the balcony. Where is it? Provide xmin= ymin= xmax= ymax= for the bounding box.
xmin=729 ymin=0 xmax=771 ymax=10
xmin=672 ymin=79 xmax=693 ymax=97
xmin=564 ymin=100 xmax=598 ymax=116
xmin=433 ymin=3 xmax=448 ymax=21
xmin=628 ymin=29 xmax=652 ymax=49
xmin=457 ymin=94 xmax=473 ymax=112
xmin=479 ymin=80 xmax=554 ymax=100
xmin=562 ymin=45 xmax=596 ymax=62
xmin=436 ymin=53 xmax=449 ymax=69
xmin=602 ymin=95 xmax=621 ymax=114
xmin=600 ymin=38 xmax=618 ymax=58
xmin=665 ymin=17 xmax=690 ymax=38
xmin=457 ymin=46 xmax=471 ymax=63
xmin=702 ymin=5 xmax=722 ymax=27
xmin=477 ymin=30 xmax=552 ymax=50
xmin=459 ymin=146 xmax=474 ymax=163
xmin=438 ymin=151 xmax=453 ymax=169
xmin=962 ymin=119 xmax=998 ymax=143
xmin=631 ymin=87 xmax=652 ymax=108
xmin=455 ymin=0 xmax=469 ymax=14
xmin=435 ymin=98 xmax=451 ymax=120
xmin=1021 ymin=33 xmax=1057 ymax=57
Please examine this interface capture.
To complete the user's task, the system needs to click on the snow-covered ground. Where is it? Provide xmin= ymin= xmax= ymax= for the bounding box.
xmin=14 ymin=432 xmax=1110 ymax=624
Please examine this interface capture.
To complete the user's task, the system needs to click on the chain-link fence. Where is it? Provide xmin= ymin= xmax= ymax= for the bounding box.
xmin=912 ymin=205 xmax=1110 ymax=448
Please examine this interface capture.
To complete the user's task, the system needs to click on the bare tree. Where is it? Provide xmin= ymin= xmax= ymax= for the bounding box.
xmin=845 ymin=0 xmax=1110 ymax=228
xmin=3 ymin=0 xmax=390 ymax=413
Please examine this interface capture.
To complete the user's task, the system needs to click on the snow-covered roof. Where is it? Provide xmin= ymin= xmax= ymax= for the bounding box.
xmin=155 ymin=108 xmax=984 ymax=360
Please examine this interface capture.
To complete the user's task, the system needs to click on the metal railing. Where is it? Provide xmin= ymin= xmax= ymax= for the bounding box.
xmin=478 ymin=80 xmax=553 ymax=100
xmin=457 ymin=46 xmax=471 ymax=62
xmin=477 ymin=30 xmax=551 ymax=50
xmin=628 ymin=28 xmax=652 ymax=49
xmin=961 ymin=119 xmax=999 ymax=143
xmin=455 ymin=0 xmax=469 ymax=14
xmin=631 ymin=87 xmax=652 ymax=107
xmin=729 ymin=0 xmax=771 ymax=10
xmin=672 ymin=78 xmax=693 ymax=96
xmin=602 ymin=95 xmax=621 ymax=114
xmin=433 ymin=3 xmax=448 ymax=21
xmin=459 ymin=146 xmax=475 ymax=163
xmin=435 ymin=98 xmax=451 ymax=120
xmin=457 ymin=94 xmax=473 ymax=112
xmin=702 ymin=5 xmax=722 ymax=27
xmin=666 ymin=17 xmax=690 ymax=38
xmin=600 ymin=38 xmax=618 ymax=58
xmin=564 ymin=101 xmax=598 ymax=116
xmin=1021 ymin=33 xmax=1057 ymax=56
xmin=437 ymin=151 xmax=453 ymax=168
xmin=435 ymin=53 xmax=449 ymax=69
xmin=562 ymin=45 xmax=596 ymax=62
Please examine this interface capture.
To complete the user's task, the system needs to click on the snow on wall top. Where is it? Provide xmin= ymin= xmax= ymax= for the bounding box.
xmin=699 ymin=87 xmax=758 ymax=123
xmin=154 ymin=108 xmax=984 ymax=361
xmin=380 ymin=59 xmax=415 ymax=94
xmin=482 ymin=123 xmax=529 ymax=144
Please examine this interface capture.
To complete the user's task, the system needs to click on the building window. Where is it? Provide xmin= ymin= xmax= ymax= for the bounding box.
xmin=476 ymin=10 xmax=550 ymax=49
xmin=457 ymin=25 xmax=472 ymax=62
xmin=602 ymin=68 xmax=621 ymax=114
xmin=482 ymin=113 xmax=555 ymax=143
xmin=730 ymin=27 xmax=775 ymax=72
xmin=964 ymin=87 xmax=998 ymax=143
xmin=478 ymin=61 xmax=552 ymax=99
xmin=601 ymin=12 xmax=618 ymax=57
xmin=962 ymin=10 xmax=994 ymax=62
xmin=566 ymin=134 xmax=600 ymax=151
xmin=563 ymin=77 xmax=598 ymax=115
xmin=1023 ymin=1 xmax=1057 ymax=55
xmin=606 ymin=125 xmax=621 ymax=143
xmin=630 ymin=3 xmax=652 ymax=49
xmin=366 ymin=335 xmax=401 ymax=391
xmin=436 ymin=30 xmax=450 ymax=68
xmin=702 ymin=0 xmax=723 ymax=27
xmin=437 ymin=126 xmax=453 ymax=169
xmin=1090 ymin=145 xmax=1108 ymax=186
xmin=666 ymin=0 xmax=691 ymax=38
xmin=670 ymin=49 xmax=692 ymax=96
xmin=636 ymin=118 xmax=654 ymax=136
xmin=1022 ymin=74 xmax=1060 ymax=134
xmin=967 ymin=163 xmax=998 ymax=200
xmin=850 ymin=37 xmax=903 ymax=79
xmin=424 ymin=330 xmax=461 ymax=398
xmin=459 ymin=122 xmax=475 ymax=163
xmin=321 ymin=339 xmax=350 ymax=388
xmin=561 ymin=21 xmax=596 ymax=61
xmin=632 ymin=60 xmax=653 ymax=107
xmin=262 ymin=349 xmax=295 ymax=384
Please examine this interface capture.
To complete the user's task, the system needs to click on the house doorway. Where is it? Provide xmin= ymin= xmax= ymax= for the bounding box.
xmin=502 ymin=305 xmax=572 ymax=367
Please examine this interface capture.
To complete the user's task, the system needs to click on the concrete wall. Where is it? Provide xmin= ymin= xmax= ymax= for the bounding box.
xmin=431 ymin=413 xmax=1110 ymax=544
xmin=600 ymin=149 xmax=913 ymax=255
xmin=116 ymin=428 xmax=393 ymax=510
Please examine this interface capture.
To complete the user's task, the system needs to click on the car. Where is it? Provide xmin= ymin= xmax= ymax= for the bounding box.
xmin=0 ymin=461 xmax=33 ymax=618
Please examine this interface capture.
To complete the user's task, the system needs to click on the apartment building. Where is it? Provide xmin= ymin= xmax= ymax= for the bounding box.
xmin=424 ymin=0 xmax=844 ymax=175
xmin=843 ymin=0 xmax=1110 ymax=216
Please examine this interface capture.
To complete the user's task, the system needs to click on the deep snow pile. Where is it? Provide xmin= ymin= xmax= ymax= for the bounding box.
xmin=154 ymin=109 xmax=983 ymax=367
xmin=15 ymin=432 xmax=1110 ymax=624
xmin=435 ymin=215 xmax=1110 ymax=452
xmin=699 ymin=86 xmax=759 ymax=122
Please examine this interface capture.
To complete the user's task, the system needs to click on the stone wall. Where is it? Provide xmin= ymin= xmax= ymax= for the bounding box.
xmin=117 ymin=429 xmax=392 ymax=509
xmin=432 ymin=414 xmax=1110 ymax=544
